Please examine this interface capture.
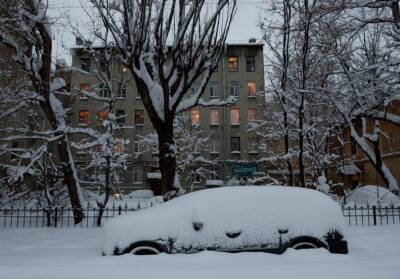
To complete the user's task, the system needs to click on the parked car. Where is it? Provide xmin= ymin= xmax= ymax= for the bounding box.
xmin=102 ymin=186 xmax=348 ymax=256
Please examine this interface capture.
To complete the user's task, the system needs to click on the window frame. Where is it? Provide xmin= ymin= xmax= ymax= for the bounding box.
xmin=230 ymin=137 xmax=241 ymax=153
xmin=228 ymin=56 xmax=238 ymax=72
xmin=209 ymin=82 xmax=218 ymax=99
xmin=134 ymin=109 xmax=145 ymax=125
xmin=80 ymin=57 xmax=91 ymax=72
xmin=132 ymin=167 xmax=142 ymax=184
xmin=210 ymin=109 xmax=220 ymax=126
xmin=79 ymin=83 xmax=91 ymax=100
xmin=246 ymin=55 xmax=256 ymax=72
xmin=230 ymin=81 xmax=240 ymax=97
xmin=191 ymin=107 xmax=200 ymax=125
xmin=230 ymin=108 xmax=240 ymax=126
xmin=116 ymin=110 xmax=125 ymax=126
xmin=79 ymin=110 xmax=89 ymax=125
xmin=210 ymin=139 xmax=220 ymax=154
xmin=247 ymin=81 xmax=257 ymax=98
xmin=247 ymin=108 xmax=257 ymax=124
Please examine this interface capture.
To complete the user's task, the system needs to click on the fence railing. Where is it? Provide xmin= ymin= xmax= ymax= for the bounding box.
xmin=341 ymin=205 xmax=400 ymax=226
xmin=0 ymin=201 xmax=155 ymax=228
xmin=1 ymin=204 xmax=400 ymax=228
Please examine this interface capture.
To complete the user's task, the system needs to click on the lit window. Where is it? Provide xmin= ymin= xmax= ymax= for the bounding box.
xmin=135 ymin=110 xmax=144 ymax=125
xmin=114 ymin=139 xmax=124 ymax=154
xmin=248 ymin=108 xmax=257 ymax=123
xmin=132 ymin=167 xmax=142 ymax=184
xmin=79 ymin=110 xmax=89 ymax=125
xmin=247 ymin=81 xmax=256 ymax=97
xmin=230 ymin=108 xmax=240 ymax=125
xmin=116 ymin=110 xmax=125 ymax=126
xmin=209 ymin=82 xmax=218 ymax=98
xmin=228 ymin=56 xmax=238 ymax=72
xmin=191 ymin=108 xmax=200 ymax=125
xmin=210 ymin=139 xmax=219 ymax=154
xmin=81 ymin=57 xmax=91 ymax=72
xmin=246 ymin=55 xmax=255 ymax=72
xmin=210 ymin=109 xmax=219 ymax=125
xmin=230 ymin=81 xmax=239 ymax=97
xmin=80 ymin=83 xmax=91 ymax=99
xmin=231 ymin=137 xmax=240 ymax=153
xmin=97 ymin=110 xmax=109 ymax=121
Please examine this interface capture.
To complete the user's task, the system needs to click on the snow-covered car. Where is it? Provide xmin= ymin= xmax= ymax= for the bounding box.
xmin=102 ymin=186 xmax=348 ymax=255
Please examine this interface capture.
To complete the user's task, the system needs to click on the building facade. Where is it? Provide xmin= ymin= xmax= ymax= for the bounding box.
xmin=69 ymin=41 xmax=265 ymax=194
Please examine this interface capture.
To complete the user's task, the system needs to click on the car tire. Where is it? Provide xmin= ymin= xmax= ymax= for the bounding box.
xmin=287 ymin=236 xmax=327 ymax=251
xmin=123 ymin=241 xmax=164 ymax=255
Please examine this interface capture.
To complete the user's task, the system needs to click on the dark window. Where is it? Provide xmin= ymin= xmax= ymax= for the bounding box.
xmin=81 ymin=57 xmax=91 ymax=72
xmin=228 ymin=56 xmax=238 ymax=72
xmin=246 ymin=55 xmax=255 ymax=72
xmin=116 ymin=110 xmax=125 ymax=126
xmin=350 ymin=137 xmax=357 ymax=155
xmin=231 ymin=137 xmax=240 ymax=152
xmin=118 ymin=87 xmax=126 ymax=99
xmin=135 ymin=110 xmax=144 ymax=125
xmin=99 ymin=58 xmax=107 ymax=72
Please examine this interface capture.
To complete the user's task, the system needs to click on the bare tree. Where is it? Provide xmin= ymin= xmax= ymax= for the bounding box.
xmin=86 ymin=0 xmax=237 ymax=197
xmin=0 ymin=0 xmax=84 ymax=223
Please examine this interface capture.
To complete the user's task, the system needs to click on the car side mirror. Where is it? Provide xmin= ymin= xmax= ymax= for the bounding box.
xmin=193 ymin=222 xmax=203 ymax=232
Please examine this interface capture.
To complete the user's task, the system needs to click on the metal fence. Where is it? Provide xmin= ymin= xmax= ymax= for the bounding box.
xmin=342 ymin=205 xmax=400 ymax=226
xmin=1 ymin=204 xmax=400 ymax=228
xmin=0 ymin=202 xmax=155 ymax=228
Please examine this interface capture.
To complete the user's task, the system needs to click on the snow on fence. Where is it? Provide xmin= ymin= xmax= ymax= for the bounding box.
xmin=0 ymin=201 xmax=155 ymax=228
xmin=1 ymin=204 xmax=400 ymax=228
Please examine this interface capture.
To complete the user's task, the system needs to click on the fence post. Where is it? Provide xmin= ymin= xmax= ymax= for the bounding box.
xmin=118 ymin=206 xmax=122 ymax=215
xmin=54 ymin=207 xmax=58 ymax=228
xmin=373 ymin=205 xmax=377 ymax=226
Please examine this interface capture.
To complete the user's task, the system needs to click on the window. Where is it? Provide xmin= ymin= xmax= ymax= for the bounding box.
xmin=210 ymin=139 xmax=219 ymax=154
xmin=210 ymin=109 xmax=220 ymax=126
xmin=191 ymin=108 xmax=200 ymax=125
xmin=231 ymin=137 xmax=240 ymax=153
xmin=99 ymin=58 xmax=107 ymax=73
xmin=135 ymin=110 xmax=144 ymax=125
xmin=81 ymin=57 xmax=91 ymax=72
xmin=97 ymin=110 xmax=109 ymax=121
xmin=247 ymin=81 xmax=256 ymax=97
xmin=132 ymin=167 xmax=142 ymax=184
xmin=248 ymin=108 xmax=257 ymax=124
xmin=116 ymin=110 xmax=125 ymax=126
xmin=79 ymin=83 xmax=91 ymax=99
xmin=230 ymin=81 xmax=239 ymax=97
xmin=114 ymin=139 xmax=124 ymax=154
xmin=191 ymin=85 xmax=199 ymax=96
xmin=230 ymin=108 xmax=240 ymax=125
xmin=98 ymin=87 xmax=111 ymax=98
xmin=246 ymin=55 xmax=255 ymax=72
xmin=248 ymin=137 xmax=258 ymax=153
xmin=79 ymin=110 xmax=89 ymax=125
xmin=133 ymin=137 xmax=141 ymax=154
xmin=209 ymin=81 xmax=218 ymax=99
xmin=228 ymin=56 xmax=238 ymax=72
xmin=117 ymin=87 xmax=126 ymax=99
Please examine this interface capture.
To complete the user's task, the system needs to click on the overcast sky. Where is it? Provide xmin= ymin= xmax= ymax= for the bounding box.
xmin=47 ymin=0 xmax=265 ymax=64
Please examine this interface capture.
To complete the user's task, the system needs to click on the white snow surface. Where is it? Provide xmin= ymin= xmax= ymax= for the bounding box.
xmin=103 ymin=186 xmax=346 ymax=254
xmin=1 ymin=225 xmax=400 ymax=279
xmin=346 ymin=185 xmax=400 ymax=206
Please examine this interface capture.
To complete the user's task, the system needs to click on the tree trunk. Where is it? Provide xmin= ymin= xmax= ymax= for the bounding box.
xmin=157 ymin=121 xmax=177 ymax=197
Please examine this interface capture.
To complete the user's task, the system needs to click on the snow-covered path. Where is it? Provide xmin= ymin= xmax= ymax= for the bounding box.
xmin=0 ymin=225 xmax=399 ymax=279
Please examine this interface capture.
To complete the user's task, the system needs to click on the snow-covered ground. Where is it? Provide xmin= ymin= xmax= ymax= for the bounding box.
xmin=1 ymin=225 xmax=399 ymax=279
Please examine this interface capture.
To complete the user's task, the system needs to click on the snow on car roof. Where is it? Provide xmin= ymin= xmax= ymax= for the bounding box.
xmin=103 ymin=186 xmax=346 ymax=254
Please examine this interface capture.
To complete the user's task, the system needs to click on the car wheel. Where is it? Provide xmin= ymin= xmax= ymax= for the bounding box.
xmin=131 ymin=246 xmax=161 ymax=255
xmin=124 ymin=241 xmax=164 ymax=255
xmin=287 ymin=236 xmax=327 ymax=251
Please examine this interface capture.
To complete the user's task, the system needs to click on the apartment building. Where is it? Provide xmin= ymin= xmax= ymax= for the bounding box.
xmin=69 ymin=40 xmax=265 ymax=194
